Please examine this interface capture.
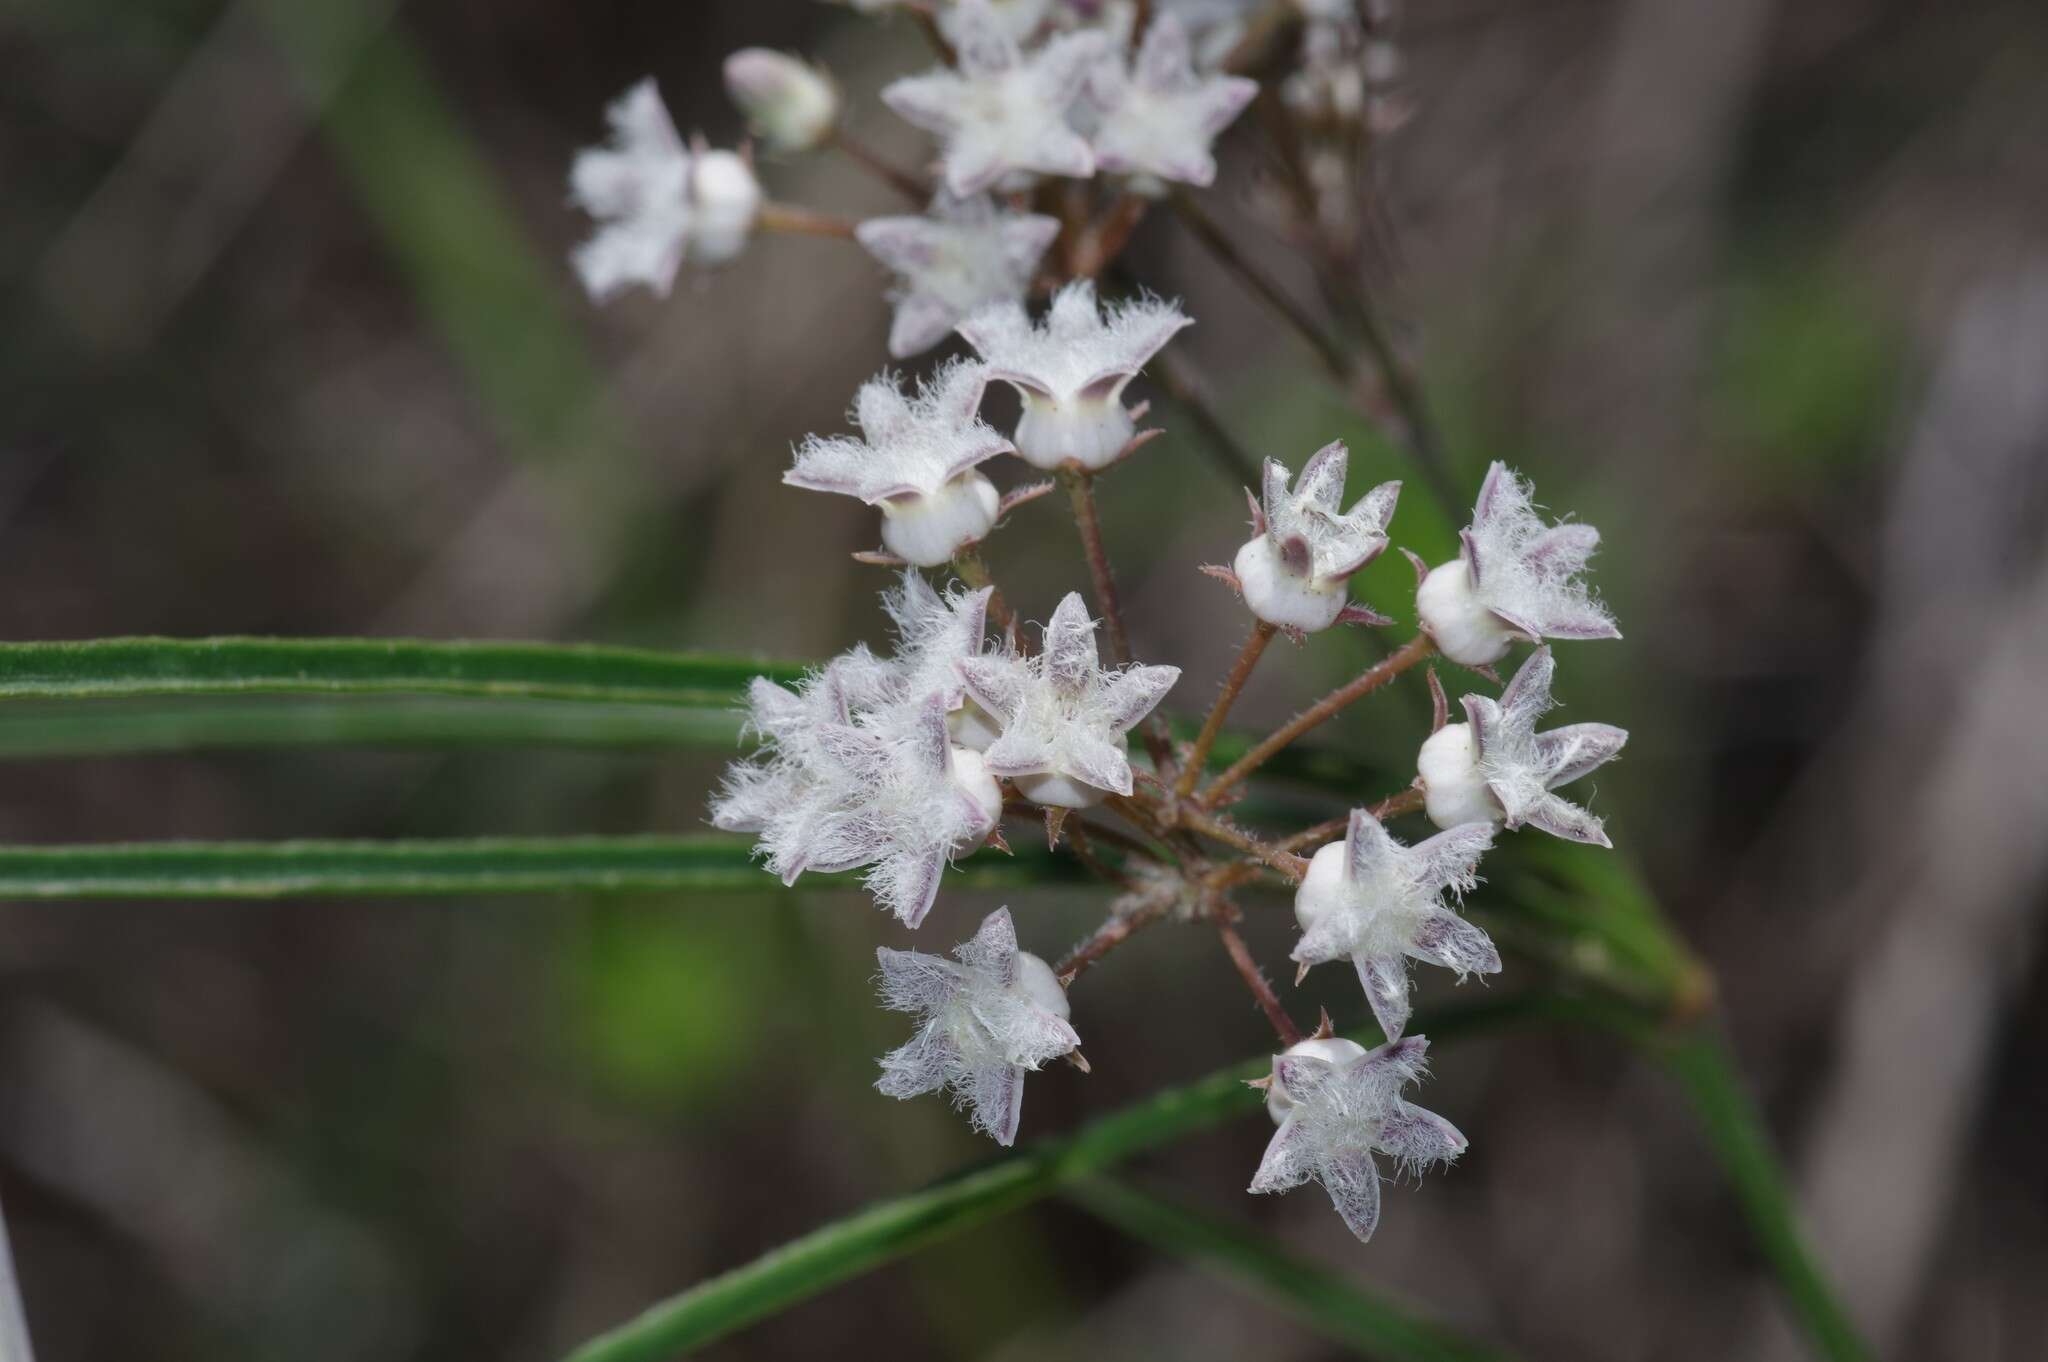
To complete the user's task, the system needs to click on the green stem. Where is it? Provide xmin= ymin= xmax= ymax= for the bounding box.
xmin=558 ymin=993 xmax=1557 ymax=1362
xmin=0 ymin=835 xmax=1076 ymax=900
xmin=0 ymin=638 xmax=798 ymax=707
xmin=1654 ymin=1026 xmax=1873 ymax=1362
xmin=1070 ymin=1178 xmax=1511 ymax=1362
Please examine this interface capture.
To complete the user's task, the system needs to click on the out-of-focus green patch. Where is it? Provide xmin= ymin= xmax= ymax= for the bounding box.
xmin=569 ymin=900 xmax=773 ymax=1110
xmin=1713 ymin=258 xmax=1902 ymax=485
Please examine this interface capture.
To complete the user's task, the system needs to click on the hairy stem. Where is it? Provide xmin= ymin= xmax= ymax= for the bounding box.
xmin=1061 ymin=467 xmax=1176 ymax=775
xmin=1176 ymin=621 xmax=1278 ymax=798
xmin=825 ymin=127 xmax=927 ymax=204
xmin=1196 ymin=634 xmax=1436 ymax=808
xmin=1217 ymin=915 xmax=1302 ymax=1045
xmin=1182 ymin=809 xmax=1309 ymax=881
xmin=1057 ymin=896 xmax=1170 ymax=984
xmin=756 ymin=202 xmax=860 ymax=240
xmin=1065 ymin=819 xmax=1137 ymax=890
xmin=1275 ymin=787 xmax=1427 ymax=856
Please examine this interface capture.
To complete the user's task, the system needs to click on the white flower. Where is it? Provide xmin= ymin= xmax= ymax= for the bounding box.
xmin=569 ymin=80 xmax=762 ymax=300
xmin=937 ymin=0 xmax=1058 ymax=44
xmin=1251 ymin=1034 xmax=1466 ymax=1242
xmin=856 ymin=194 xmax=1062 ymax=359
xmin=1232 ymin=442 xmax=1400 ymax=633
xmin=1414 ymin=462 xmax=1620 ymax=666
xmin=1292 ymin=809 xmax=1498 ymax=1042
xmin=713 ymin=687 xmax=1002 ymax=928
xmin=1417 ymin=646 xmax=1629 ymax=846
xmin=723 ymin=49 xmax=840 ymax=153
xmin=959 ymin=280 xmax=1191 ymax=470
xmin=876 ymin=907 xmax=1081 ymax=1144
xmin=959 ymin=591 xmax=1180 ymax=807
xmin=881 ymin=2 xmax=1111 ymax=196
xmin=881 ymin=569 xmax=997 ymax=716
xmin=1087 ymin=13 xmax=1257 ymax=189
xmin=785 ymin=360 xmax=1015 ymax=567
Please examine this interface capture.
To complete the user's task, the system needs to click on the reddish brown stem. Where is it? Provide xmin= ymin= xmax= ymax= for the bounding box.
xmin=1195 ymin=633 xmax=1437 ymax=809
xmin=1181 ymin=808 xmax=1308 ymax=881
xmin=1176 ymin=620 xmax=1278 ymax=798
xmin=1061 ymin=467 xmax=1176 ymax=776
xmin=1276 ymin=787 xmax=1427 ymax=856
xmin=1056 ymin=898 xmax=1169 ymax=984
xmin=1217 ymin=916 xmax=1301 ymax=1045
xmin=757 ymin=202 xmax=859 ymax=239
xmin=826 ymin=127 xmax=928 ymax=204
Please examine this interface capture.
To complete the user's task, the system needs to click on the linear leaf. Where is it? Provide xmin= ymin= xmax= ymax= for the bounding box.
xmin=0 ymin=835 xmax=1076 ymax=900
xmin=0 ymin=639 xmax=799 ymax=707
xmin=0 ymin=696 xmax=746 ymax=758
xmin=1069 ymin=1178 xmax=1509 ymax=1362
xmin=557 ymin=995 xmax=1567 ymax=1362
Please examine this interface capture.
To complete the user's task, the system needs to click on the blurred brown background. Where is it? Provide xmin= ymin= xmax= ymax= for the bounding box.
xmin=2 ymin=0 xmax=2046 ymax=1358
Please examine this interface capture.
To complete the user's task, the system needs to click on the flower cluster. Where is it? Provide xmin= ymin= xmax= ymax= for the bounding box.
xmin=574 ymin=0 xmax=1632 ymax=1250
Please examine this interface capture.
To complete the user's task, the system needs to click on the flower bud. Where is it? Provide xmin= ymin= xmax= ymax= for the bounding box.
xmin=947 ymin=744 xmax=1005 ymax=844
xmin=1234 ymin=535 xmax=1350 ymax=632
xmin=1415 ymin=721 xmax=1499 ymax=830
xmin=685 ymin=150 xmax=763 ymax=265
xmin=1265 ymin=1036 xmax=1368 ymax=1123
xmin=724 ymin=49 xmax=840 ymax=153
xmin=1415 ymin=557 xmax=1520 ymax=666
xmin=878 ymin=470 xmax=1002 ymax=568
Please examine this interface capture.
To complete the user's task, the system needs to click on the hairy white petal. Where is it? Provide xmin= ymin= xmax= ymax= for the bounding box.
xmin=1248 ymin=1035 xmax=1459 ymax=1242
xmin=873 ymin=908 xmax=1079 ymax=1144
xmin=971 ymin=591 xmax=1179 ymax=806
xmin=1292 ymin=809 xmax=1496 ymax=1038
xmin=960 ymin=281 xmax=1192 ymax=470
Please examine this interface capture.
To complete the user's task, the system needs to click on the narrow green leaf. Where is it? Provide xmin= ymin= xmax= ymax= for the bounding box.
xmin=1069 ymin=1178 xmax=1510 ymax=1362
xmin=1654 ymin=1027 xmax=1873 ymax=1362
xmin=558 ymin=995 xmax=1573 ymax=1362
xmin=0 ymin=696 xmax=746 ymax=758
xmin=0 ymin=639 xmax=800 ymax=707
xmin=0 ymin=835 xmax=1076 ymax=900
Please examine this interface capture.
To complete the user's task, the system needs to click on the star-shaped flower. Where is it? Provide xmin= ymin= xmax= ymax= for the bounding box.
xmin=1087 ymin=13 xmax=1257 ymax=189
xmin=1250 ymin=1034 xmax=1467 ymax=1243
xmin=715 ymin=690 xmax=1003 ymax=927
xmin=875 ymin=907 xmax=1081 ymax=1145
xmin=569 ymin=79 xmax=762 ymax=300
xmin=881 ymin=2 xmax=1111 ymax=196
xmin=959 ymin=280 xmax=1192 ymax=469
xmin=880 ymin=569 xmax=996 ymax=716
xmin=1292 ymin=808 xmax=1499 ymax=1042
xmin=959 ymin=591 xmax=1180 ymax=807
xmin=1416 ymin=646 xmax=1629 ymax=846
xmin=1413 ymin=462 xmax=1620 ymax=666
xmin=784 ymin=360 xmax=1015 ymax=567
xmin=1228 ymin=441 xmax=1401 ymax=633
xmin=855 ymin=194 xmax=1063 ymax=359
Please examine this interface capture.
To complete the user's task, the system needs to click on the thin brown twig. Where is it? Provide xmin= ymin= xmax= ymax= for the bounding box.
xmin=1195 ymin=633 xmax=1437 ymax=809
xmin=1144 ymin=345 xmax=1263 ymax=488
xmin=756 ymin=202 xmax=860 ymax=239
xmin=1180 ymin=808 xmax=1309 ymax=881
xmin=1176 ymin=620 xmax=1278 ymax=798
xmin=826 ymin=127 xmax=928 ymax=204
xmin=1216 ymin=915 xmax=1301 ymax=1045
xmin=1056 ymin=896 xmax=1169 ymax=983
xmin=1060 ymin=467 xmax=1177 ymax=776
xmin=1170 ymin=190 xmax=1353 ymax=384
xmin=1066 ymin=820 xmax=1137 ymax=890
xmin=1275 ymin=786 xmax=1427 ymax=856
xmin=1001 ymin=801 xmax=1161 ymax=862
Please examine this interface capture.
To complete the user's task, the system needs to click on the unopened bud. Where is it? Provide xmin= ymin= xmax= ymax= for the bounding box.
xmin=724 ymin=49 xmax=839 ymax=153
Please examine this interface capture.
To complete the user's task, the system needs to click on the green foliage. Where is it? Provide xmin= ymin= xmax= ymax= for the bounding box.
xmin=0 ymin=834 xmax=1078 ymax=899
xmin=1070 ymin=1178 xmax=1510 ymax=1362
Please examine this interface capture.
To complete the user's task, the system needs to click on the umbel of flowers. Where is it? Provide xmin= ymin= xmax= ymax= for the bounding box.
xmin=577 ymin=0 xmax=1626 ymax=1246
